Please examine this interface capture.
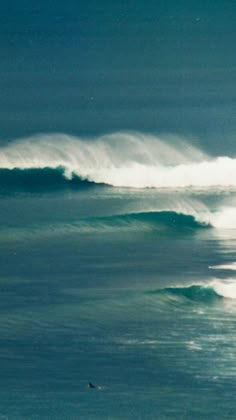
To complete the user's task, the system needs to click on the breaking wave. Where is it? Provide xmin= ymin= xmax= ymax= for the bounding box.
xmin=147 ymin=280 xmax=236 ymax=303
xmin=1 ymin=132 xmax=236 ymax=189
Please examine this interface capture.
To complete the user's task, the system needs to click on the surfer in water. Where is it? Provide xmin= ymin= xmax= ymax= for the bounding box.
xmin=87 ymin=382 xmax=96 ymax=389
xmin=87 ymin=382 xmax=102 ymax=390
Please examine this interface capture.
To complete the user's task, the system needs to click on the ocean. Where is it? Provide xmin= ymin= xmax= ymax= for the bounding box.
xmin=1 ymin=1 xmax=236 ymax=419
xmin=1 ymin=134 xmax=236 ymax=419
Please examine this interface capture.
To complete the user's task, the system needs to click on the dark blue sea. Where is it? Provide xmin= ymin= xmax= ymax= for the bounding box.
xmin=1 ymin=1 xmax=236 ymax=419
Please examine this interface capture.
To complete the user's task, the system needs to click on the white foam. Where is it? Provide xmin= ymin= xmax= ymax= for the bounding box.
xmin=209 ymin=207 xmax=236 ymax=229
xmin=209 ymin=279 xmax=236 ymax=299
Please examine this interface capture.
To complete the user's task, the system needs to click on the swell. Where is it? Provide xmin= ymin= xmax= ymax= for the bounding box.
xmin=104 ymin=211 xmax=209 ymax=231
xmin=0 ymin=211 xmax=209 ymax=241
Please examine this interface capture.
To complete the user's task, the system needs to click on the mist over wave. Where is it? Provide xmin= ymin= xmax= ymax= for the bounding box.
xmin=1 ymin=132 xmax=236 ymax=189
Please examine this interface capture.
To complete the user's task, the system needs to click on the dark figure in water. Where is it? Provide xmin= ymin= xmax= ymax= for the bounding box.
xmin=87 ymin=382 xmax=102 ymax=390
xmin=87 ymin=382 xmax=96 ymax=389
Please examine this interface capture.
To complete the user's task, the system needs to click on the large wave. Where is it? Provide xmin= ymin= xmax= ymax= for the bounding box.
xmin=1 ymin=132 xmax=236 ymax=189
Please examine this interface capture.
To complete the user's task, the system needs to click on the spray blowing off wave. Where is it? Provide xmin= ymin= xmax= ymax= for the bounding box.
xmin=1 ymin=132 xmax=236 ymax=189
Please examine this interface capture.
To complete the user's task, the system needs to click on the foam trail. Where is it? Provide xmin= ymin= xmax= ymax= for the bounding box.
xmin=1 ymin=132 xmax=236 ymax=189
xmin=209 ymin=263 xmax=236 ymax=271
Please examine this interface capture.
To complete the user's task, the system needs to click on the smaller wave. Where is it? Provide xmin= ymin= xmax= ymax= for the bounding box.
xmin=147 ymin=285 xmax=221 ymax=303
xmin=101 ymin=211 xmax=208 ymax=231
xmin=0 ymin=211 xmax=208 ymax=242
xmin=50 ymin=211 xmax=209 ymax=234
xmin=147 ymin=280 xmax=236 ymax=303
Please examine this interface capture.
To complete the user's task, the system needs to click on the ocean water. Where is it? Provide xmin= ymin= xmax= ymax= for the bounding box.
xmin=1 ymin=134 xmax=236 ymax=419
xmin=1 ymin=0 xmax=236 ymax=418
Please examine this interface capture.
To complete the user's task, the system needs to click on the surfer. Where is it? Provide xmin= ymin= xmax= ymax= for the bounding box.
xmin=87 ymin=382 xmax=96 ymax=389
xmin=87 ymin=382 xmax=102 ymax=390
